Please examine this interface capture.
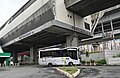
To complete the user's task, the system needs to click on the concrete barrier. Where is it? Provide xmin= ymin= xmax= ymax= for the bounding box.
xmin=107 ymin=58 xmax=120 ymax=65
xmin=105 ymin=50 xmax=120 ymax=65
xmin=56 ymin=68 xmax=80 ymax=78
xmin=81 ymin=52 xmax=104 ymax=62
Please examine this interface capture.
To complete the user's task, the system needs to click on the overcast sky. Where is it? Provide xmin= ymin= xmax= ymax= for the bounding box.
xmin=0 ymin=0 xmax=29 ymax=27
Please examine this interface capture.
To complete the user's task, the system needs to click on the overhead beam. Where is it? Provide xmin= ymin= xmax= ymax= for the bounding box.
xmin=65 ymin=0 xmax=120 ymax=17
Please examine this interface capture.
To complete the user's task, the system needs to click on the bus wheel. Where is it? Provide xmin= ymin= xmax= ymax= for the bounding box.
xmin=48 ymin=63 xmax=52 ymax=67
xmin=69 ymin=62 xmax=73 ymax=66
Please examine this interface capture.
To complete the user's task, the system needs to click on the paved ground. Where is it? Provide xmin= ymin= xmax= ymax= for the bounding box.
xmin=77 ymin=66 xmax=120 ymax=78
xmin=0 ymin=66 xmax=66 ymax=78
xmin=0 ymin=66 xmax=120 ymax=78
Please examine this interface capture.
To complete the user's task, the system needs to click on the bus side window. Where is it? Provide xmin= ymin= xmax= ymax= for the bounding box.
xmin=69 ymin=51 xmax=72 ymax=58
xmin=42 ymin=52 xmax=46 ymax=57
xmin=51 ymin=51 xmax=55 ymax=57
xmin=72 ymin=51 xmax=77 ymax=60
xmin=57 ymin=50 xmax=62 ymax=57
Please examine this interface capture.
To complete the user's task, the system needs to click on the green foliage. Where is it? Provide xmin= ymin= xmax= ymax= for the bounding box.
xmin=96 ymin=59 xmax=106 ymax=64
xmin=89 ymin=52 xmax=100 ymax=54
xmin=90 ymin=59 xmax=95 ymax=63
xmin=81 ymin=60 xmax=85 ymax=64
xmin=59 ymin=66 xmax=78 ymax=75
xmin=23 ymin=55 xmax=30 ymax=62
xmin=81 ymin=51 xmax=100 ymax=54
xmin=86 ymin=52 xmax=89 ymax=57
xmin=80 ymin=51 xmax=85 ymax=54
xmin=113 ymin=54 xmax=120 ymax=58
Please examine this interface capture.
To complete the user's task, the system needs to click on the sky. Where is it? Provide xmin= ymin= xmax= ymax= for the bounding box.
xmin=0 ymin=0 xmax=29 ymax=27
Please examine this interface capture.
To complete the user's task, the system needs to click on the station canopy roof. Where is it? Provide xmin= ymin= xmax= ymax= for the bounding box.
xmin=0 ymin=46 xmax=11 ymax=57
xmin=18 ymin=52 xmax=30 ymax=56
xmin=0 ymin=53 xmax=11 ymax=57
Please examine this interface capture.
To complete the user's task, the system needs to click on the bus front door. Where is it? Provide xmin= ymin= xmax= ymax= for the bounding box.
xmin=42 ymin=57 xmax=47 ymax=65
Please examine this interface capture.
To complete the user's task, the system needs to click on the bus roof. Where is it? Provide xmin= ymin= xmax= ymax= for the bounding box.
xmin=39 ymin=47 xmax=77 ymax=52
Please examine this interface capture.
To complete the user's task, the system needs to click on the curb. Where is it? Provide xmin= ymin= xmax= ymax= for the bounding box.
xmin=56 ymin=68 xmax=80 ymax=78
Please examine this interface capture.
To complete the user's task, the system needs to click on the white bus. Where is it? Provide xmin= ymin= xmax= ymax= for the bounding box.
xmin=38 ymin=47 xmax=80 ymax=66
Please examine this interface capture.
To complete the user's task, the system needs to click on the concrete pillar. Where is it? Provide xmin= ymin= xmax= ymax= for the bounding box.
xmin=6 ymin=58 xmax=9 ymax=66
xmin=93 ymin=44 xmax=100 ymax=52
xmin=61 ymin=43 xmax=66 ymax=48
xmin=94 ymin=46 xmax=98 ymax=52
xmin=30 ymin=46 xmax=38 ymax=63
xmin=103 ymin=41 xmax=107 ymax=50
xmin=66 ymin=34 xmax=79 ymax=47
xmin=21 ymin=55 xmax=24 ymax=62
xmin=102 ymin=41 xmax=106 ymax=58
xmin=13 ymin=52 xmax=18 ymax=63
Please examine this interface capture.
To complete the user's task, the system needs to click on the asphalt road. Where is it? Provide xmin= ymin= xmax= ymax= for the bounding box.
xmin=0 ymin=66 xmax=120 ymax=78
xmin=0 ymin=66 xmax=66 ymax=78
xmin=77 ymin=66 xmax=120 ymax=78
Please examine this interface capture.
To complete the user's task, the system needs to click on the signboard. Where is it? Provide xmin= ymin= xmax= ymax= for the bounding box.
xmin=0 ymin=53 xmax=11 ymax=57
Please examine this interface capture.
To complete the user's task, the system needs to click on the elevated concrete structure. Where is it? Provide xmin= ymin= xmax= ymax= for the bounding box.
xmin=65 ymin=0 xmax=120 ymax=17
xmin=0 ymin=0 xmax=92 ymax=52
xmin=1 ymin=0 xmax=120 ymax=63
xmin=81 ymin=7 xmax=120 ymax=45
xmin=1 ymin=20 xmax=91 ymax=51
xmin=95 ymin=8 xmax=120 ymax=34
